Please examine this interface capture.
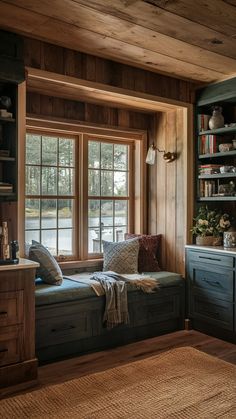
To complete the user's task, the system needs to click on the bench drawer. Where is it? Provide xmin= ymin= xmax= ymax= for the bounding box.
xmin=188 ymin=250 xmax=234 ymax=268
xmin=36 ymin=312 xmax=92 ymax=348
xmin=0 ymin=325 xmax=23 ymax=367
xmin=189 ymin=264 xmax=234 ymax=301
xmin=0 ymin=290 xmax=24 ymax=326
xmin=190 ymin=294 xmax=233 ymax=331
xmin=132 ymin=294 xmax=180 ymax=327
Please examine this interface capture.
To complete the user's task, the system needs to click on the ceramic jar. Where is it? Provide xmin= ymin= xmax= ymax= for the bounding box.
xmin=209 ymin=106 xmax=224 ymax=130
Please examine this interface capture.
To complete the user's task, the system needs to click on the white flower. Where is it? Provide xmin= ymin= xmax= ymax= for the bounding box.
xmin=198 ymin=219 xmax=208 ymax=226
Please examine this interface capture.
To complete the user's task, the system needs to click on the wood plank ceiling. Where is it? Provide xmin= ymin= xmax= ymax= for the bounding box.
xmin=0 ymin=0 xmax=236 ymax=83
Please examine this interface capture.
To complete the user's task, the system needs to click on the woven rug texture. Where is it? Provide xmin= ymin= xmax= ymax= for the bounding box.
xmin=0 ymin=346 xmax=235 ymax=418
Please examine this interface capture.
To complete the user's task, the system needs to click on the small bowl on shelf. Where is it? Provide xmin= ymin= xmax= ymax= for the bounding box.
xmin=218 ymin=143 xmax=233 ymax=152
xmin=220 ymin=166 xmax=233 ymax=173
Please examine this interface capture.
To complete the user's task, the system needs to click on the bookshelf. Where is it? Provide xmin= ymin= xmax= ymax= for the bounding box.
xmin=196 ymin=78 xmax=236 ymax=206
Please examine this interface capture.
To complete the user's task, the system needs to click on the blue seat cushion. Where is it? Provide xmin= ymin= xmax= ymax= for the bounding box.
xmin=35 ymin=271 xmax=183 ymax=307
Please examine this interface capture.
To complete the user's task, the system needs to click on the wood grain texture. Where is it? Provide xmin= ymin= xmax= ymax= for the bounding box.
xmin=1 ymin=0 xmax=236 ymax=81
xmin=33 ymin=330 xmax=236 ymax=391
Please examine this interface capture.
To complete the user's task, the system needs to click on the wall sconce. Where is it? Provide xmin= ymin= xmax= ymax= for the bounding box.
xmin=145 ymin=144 xmax=177 ymax=165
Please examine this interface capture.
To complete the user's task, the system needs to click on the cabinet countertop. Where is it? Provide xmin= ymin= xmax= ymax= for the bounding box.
xmin=0 ymin=258 xmax=39 ymax=271
xmin=186 ymin=244 xmax=236 ymax=255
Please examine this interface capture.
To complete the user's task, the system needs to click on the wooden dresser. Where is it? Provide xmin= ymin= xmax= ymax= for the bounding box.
xmin=0 ymin=258 xmax=38 ymax=396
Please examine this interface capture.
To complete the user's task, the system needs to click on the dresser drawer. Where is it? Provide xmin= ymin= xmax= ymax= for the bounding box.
xmin=189 ymin=264 xmax=234 ymax=301
xmin=190 ymin=294 xmax=233 ymax=331
xmin=188 ymin=250 xmax=234 ymax=268
xmin=0 ymin=325 xmax=23 ymax=367
xmin=132 ymin=294 xmax=180 ymax=327
xmin=36 ymin=312 xmax=92 ymax=348
xmin=0 ymin=290 xmax=24 ymax=326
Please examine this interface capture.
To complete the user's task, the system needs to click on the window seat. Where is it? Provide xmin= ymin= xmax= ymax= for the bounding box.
xmin=35 ymin=272 xmax=185 ymax=364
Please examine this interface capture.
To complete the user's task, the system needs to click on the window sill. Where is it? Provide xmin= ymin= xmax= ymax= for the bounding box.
xmin=58 ymin=258 xmax=103 ymax=270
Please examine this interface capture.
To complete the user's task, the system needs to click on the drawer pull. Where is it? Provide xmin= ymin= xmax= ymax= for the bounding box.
xmin=0 ymin=311 xmax=7 ymax=316
xmin=0 ymin=348 xmax=8 ymax=353
xmin=51 ymin=325 xmax=76 ymax=333
xmin=199 ymin=256 xmax=221 ymax=262
xmin=201 ymin=278 xmax=221 ymax=287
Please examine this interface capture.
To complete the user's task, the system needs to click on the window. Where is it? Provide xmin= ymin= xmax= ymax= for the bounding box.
xmin=87 ymin=139 xmax=131 ymax=253
xmin=22 ymin=122 xmax=145 ymax=262
xmin=25 ymin=133 xmax=76 ymax=256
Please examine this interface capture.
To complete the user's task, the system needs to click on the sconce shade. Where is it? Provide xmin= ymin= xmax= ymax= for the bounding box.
xmin=145 ymin=144 xmax=176 ymax=165
xmin=145 ymin=144 xmax=156 ymax=165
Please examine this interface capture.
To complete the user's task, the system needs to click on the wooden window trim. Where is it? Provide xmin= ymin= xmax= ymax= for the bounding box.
xmin=18 ymin=117 xmax=147 ymax=262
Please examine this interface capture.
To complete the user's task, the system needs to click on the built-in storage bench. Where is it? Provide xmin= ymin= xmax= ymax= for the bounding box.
xmin=35 ymin=272 xmax=185 ymax=363
xmin=186 ymin=245 xmax=236 ymax=343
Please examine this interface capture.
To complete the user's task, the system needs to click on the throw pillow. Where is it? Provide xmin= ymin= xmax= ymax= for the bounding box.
xmin=29 ymin=241 xmax=63 ymax=285
xmin=125 ymin=233 xmax=161 ymax=272
xmin=103 ymin=238 xmax=139 ymax=274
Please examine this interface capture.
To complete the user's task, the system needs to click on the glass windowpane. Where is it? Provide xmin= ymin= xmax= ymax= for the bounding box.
xmin=41 ymin=230 xmax=57 ymax=255
xmin=58 ymin=229 xmax=72 ymax=255
xmin=115 ymin=200 xmax=128 ymax=226
xmin=101 ymin=200 xmax=113 ymax=226
xmin=115 ymin=226 xmax=127 ymax=242
xmin=101 ymin=171 xmax=113 ymax=196
xmin=114 ymin=144 xmax=128 ymax=170
xmin=26 ymin=134 xmax=41 ymax=165
xmin=88 ymin=169 xmax=100 ymax=196
xmin=88 ymin=141 xmax=100 ymax=168
xmin=25 ymin=199 xmax=40 ymax=230
xmin=42 ymin=167 xmax=57 ymax=195
xmin=58 ymin=199 xmax=73 ymax=228
xmin=25 ymin=230 xmax=40 ymax=245
xmin=88 ymin=227 xmax=101 ymax=253
xmin=58 ymin=168 xmax=74 ymax=195
xmin=41 ymin=199 xmax=57 ymax=229
xmin=101 ymin=143 xmax=113 ymax=169
xmin=26 ymin=166 xmax=40 ymax=195
xmin=42 ymin=136 xmax=57 ymax=166
xmin=114 ymin=172 xmax=127 ymax=196
xmin=59 ymin=138 xmax=74 ymax=167
xmin=88 ymin=200 xmax=100 ymax=227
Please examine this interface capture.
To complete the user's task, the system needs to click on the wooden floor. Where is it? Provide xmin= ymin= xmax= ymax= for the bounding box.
xmin=38 ymin=330 xmax=236 ymax=388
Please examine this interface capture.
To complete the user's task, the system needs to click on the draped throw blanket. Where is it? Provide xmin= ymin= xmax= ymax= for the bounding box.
xmin=91 ymin=271 xmax=159 ymax=329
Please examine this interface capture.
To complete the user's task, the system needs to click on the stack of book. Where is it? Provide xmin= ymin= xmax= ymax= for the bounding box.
xmin=198 ymin=114 xmax=210 ymax=132
xmin=199 ymin=164 xmax=221 ymax=175
xmin=199 ymin=180 xmax=216 ymax=197
xmin=0 ymin=182 xmax=13 ymax=193
xmin=198 ymin=134 xmax=219 ymax=154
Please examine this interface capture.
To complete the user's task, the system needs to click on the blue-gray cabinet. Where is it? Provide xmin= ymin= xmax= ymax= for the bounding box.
xmin=186 ymin=245 xmax=236 ymax=342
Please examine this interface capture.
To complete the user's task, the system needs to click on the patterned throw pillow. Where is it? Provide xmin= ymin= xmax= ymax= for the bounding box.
xmin=103 ymin=238 xmax=139 ymax=274
xmin=29 ymin=241 xmax=63 ymax=285
xmin=125 ymin=234 xmax=161 ymax=273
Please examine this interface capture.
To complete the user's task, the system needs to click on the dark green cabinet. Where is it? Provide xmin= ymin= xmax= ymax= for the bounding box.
xmin=186 ymin=246 xmax=236 ymax=342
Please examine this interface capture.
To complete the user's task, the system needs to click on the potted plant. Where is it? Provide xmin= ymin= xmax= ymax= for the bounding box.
xmin=191 ymin=206 xmax=231 ymax=246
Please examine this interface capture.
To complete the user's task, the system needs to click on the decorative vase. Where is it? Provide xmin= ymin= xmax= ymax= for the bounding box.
xmin=208 ymin=106 xmax=224 ymax=130
xmin=196 ymin=236 xmax=222 ymax=246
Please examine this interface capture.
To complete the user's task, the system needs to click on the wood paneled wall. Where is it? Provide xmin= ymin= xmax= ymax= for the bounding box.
xmin=21 ymin=36 xmax=195 ymax=274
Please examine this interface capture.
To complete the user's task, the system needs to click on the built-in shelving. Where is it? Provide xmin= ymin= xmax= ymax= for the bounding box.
xmin=199 ymin=151 xmax=236 ymax=159
xmin=198 ymin=196 xmax=236 ymax=201
xmin=0 ymin=116 xmax=15 ymax=123
xmin=198 ymin=173 xmax=236 ymax=179
xmin=0 ymin=156 xmax=15 ymax=162
xmin=199 ymin=126 xmax=236 ymax=136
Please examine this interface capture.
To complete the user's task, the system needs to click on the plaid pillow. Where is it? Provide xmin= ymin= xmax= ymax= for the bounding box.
xmin=125 ymin=234 xmax=161 ymax=273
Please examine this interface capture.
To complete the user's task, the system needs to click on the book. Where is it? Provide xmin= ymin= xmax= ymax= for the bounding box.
xmin=198 ymin=114 xmax=210 ymax=131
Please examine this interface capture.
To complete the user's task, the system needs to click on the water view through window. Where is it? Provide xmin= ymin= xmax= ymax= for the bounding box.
xmin=88 ymin=140 xmax=129 ymax=253
xmin=25 ymin=134 xmax=75 ymax=256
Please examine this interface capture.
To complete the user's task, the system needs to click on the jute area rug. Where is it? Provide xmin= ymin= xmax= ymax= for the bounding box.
xmin=1 ymin=347 xmax=236 ymax=418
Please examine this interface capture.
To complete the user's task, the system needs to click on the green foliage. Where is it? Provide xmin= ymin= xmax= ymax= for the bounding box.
xmin=191 ymin=206 xmax=231 ymax=237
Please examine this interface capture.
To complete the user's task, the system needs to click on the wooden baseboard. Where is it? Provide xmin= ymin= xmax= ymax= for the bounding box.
xmin=0 ymin=358 xmax=38 ymax=397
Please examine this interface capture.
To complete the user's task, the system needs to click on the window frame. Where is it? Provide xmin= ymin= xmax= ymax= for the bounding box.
xmin=19 ymin=118 xmax=147 ymax=265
